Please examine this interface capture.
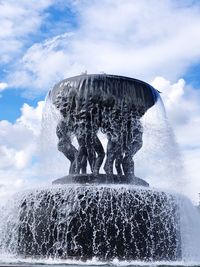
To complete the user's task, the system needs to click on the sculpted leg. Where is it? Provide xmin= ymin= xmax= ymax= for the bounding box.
xmin=93 ymin=135 xmax=105 ymax=174
xmin=87 ymin=147 xmax=96 ymax=173
xmin=56 ymin=121 xmax=77 ymax=174
xmin=122 ymin=152 xmax=135 ymax=177
xmin=85 ymin=132 xmax=96 ymax=173
xmin=104 ymin=135 xmax=117 ymax=175
xmin=77 ymin=146 xmax=87 ymax=174
xmin=122 ymin=120 xmax=143 ymax=177
xmin=57 ymin=141 xmax=78 ymax=174
xmin=115 ymin=150 xmax=123 ymax=176
xmin=76 ymin=134 xmax=88 ymax=174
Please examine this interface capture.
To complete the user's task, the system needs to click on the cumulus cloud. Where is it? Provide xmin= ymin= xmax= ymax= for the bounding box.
xmin=0 ymin=101 xmax=44 ymax=189
xmin=10 ymin=33 xmax=83 ymax=93
xmin=8 ymin=0 xmax=200 ymax=94
xmin=0 ymin=0 xmax=54 ymax=64
xmin=0 ymin=82 xmax=8 ymax=92
xmin=0 ymin=98 xmax=69 ymax=194
xmin=17 ymin=101 xmax=44 ymax=135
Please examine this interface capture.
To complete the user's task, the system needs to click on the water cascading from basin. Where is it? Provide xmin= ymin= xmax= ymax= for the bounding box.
xmin=39 ymin=76 xmax=183 ymax=191
xmin=0 ymin=74 xmax=198 ymax=263
xmin=0 ymin=186 xmax=180 ymax=261
xmin=2 ymin=186 xmax=200 ymax=263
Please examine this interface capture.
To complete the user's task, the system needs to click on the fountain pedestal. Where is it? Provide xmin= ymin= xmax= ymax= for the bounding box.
xmin=52 ymin=174 xmax=149 ymax=187
xmin=18 ymin=184 xmax=181 ymax=261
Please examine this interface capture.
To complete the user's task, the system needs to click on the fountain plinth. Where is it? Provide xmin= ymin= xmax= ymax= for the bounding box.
xmin=18 ymin=186 xmax=181 ymax=261
xmin=52 ymin=174 xmax=149 ymax=186
xmin=15 ymin=74 xmax=181 ymax=261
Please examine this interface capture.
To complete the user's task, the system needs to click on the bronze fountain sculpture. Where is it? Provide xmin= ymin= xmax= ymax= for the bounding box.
xmin=52 ymin=74 xmax=158 ymax=185
xmin=13 ymin=74 xmax=181 ymax=261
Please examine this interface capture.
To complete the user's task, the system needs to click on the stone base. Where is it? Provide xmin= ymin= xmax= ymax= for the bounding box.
xmin=17 ymin=185 xmax=181 ymax=261
xmin=52 ymin=174 xmax=149 ymax=187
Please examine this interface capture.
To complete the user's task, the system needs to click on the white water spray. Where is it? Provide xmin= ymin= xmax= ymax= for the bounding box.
xmin=0 ymin=75 xmax=200 ymax=265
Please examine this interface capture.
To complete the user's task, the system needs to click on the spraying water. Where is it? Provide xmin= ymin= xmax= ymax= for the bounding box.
xmin=0 ymin=74 xmax=199 ymax=266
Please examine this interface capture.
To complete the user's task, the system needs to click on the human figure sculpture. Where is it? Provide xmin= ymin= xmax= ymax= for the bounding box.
xmin=103 ymin=104 xmax=143 ymax=178
xmin=52 ymin=74 xmax=159 ymax=182
xmin=122 ymin=118 xmax=143 ymax=177
xmin=74 ymin=121 xmax=105 ymax=175
xmin=56 ymin=120 xmax=77 ymax=174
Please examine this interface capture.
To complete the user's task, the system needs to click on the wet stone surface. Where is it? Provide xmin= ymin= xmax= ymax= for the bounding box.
xmin=17 ymin=186 xmax=181 ymax=261
xmin=52 ymin=174 xmax=149 ymax=187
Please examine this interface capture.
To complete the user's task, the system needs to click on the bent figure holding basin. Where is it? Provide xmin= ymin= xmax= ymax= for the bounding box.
xmin=52 ymin=74 xmax=158 ymax=184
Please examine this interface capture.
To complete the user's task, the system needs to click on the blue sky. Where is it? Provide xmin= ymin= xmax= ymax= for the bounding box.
xmin=0 ymin=1 xmax=78 ymax=121
xmin=1 ymin=0 xmax=200 ymax=202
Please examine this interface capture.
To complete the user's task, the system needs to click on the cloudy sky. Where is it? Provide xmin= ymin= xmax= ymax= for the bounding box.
xmin=0 ymin=0 xmax=200 ymax=203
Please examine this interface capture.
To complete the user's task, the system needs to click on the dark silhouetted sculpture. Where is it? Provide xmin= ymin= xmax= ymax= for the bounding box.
xmin=51 ymin=74 xmax=159 ymax=185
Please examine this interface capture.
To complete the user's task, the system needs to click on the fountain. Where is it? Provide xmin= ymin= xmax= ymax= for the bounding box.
xmin=0 ymin=73 xmax=197 ymax=263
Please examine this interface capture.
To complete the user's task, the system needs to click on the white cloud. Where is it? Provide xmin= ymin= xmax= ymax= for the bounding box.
xmin=17 ymin=101 xmax=44 ymax=135
xmin=0 ymin=101 xmax=44 ymax=188
xmin=8 ymin=0 xmax=200 ymax=94
xmin=0 ymin=82 xmax=8 ymax=92
xmin=10 ymin=33 xmax=83 ymax=93
xmin=0 ymin=99 xmax=69 ymax=194
xmin=0 ymin=0 xmax=54 ymax=64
